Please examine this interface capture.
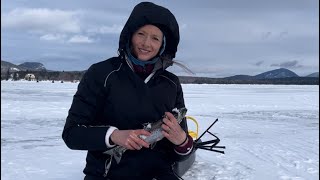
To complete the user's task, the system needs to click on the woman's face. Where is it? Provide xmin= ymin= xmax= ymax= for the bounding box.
xmin=131 ymin=25 xmax=163 ymax=61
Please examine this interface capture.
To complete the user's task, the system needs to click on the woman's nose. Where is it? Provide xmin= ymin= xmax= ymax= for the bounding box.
xmin=141 ymin=36 xmax=151 ymax=47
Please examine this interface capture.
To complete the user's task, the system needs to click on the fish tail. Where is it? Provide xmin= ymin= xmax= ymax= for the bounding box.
xmin=113 ymin=152 xmax=122 ymax=164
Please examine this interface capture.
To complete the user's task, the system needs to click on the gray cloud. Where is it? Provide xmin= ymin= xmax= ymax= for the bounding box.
xmin=68 ymin=35 xmax=94 ymax=43
xmin=270 ymin=60 xmax=304 ymax=68
xmin=1 ymin=8 xmax=81 ymax=33
xmin=254 ymin=61 xmax=264 ymax=66
xmin=40 ymin=34 xmax=66 ymax=42
xmin=1 ymin=7 xmax=126 ymax=45
xmin=87 ymin=25 xmax=123 ymax=35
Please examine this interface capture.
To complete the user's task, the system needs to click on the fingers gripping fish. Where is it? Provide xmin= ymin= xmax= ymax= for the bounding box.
xmin=140 ymin=107 xmax=187 ymax=146
xmin=102 ymin=107 xmax=187 ymax=177
xmin=104 ymin=107 xmax=187 ymax=162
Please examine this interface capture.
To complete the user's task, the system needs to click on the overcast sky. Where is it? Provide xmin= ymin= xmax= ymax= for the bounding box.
xmin=1 ymin=0 xmax=319 ymax=77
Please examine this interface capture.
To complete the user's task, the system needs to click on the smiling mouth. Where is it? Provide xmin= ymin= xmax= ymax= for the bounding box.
xmin=139 ymin=48 xmax=150 ymax=54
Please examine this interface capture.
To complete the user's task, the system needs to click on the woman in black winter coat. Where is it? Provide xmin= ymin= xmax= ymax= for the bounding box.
xmin=62 ymin=2 xmax=194 ymax=180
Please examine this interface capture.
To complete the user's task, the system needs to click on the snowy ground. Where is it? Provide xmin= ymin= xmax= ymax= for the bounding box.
xmin=1 ymin=80 xmax=319 ymax=180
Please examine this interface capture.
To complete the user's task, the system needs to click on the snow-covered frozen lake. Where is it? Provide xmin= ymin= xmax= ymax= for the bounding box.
xmin=1 ymin=80 xmax=319 ymax=180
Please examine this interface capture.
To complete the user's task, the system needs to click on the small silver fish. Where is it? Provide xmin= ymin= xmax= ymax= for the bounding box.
xmin=103 ymin=107 xmax=187 ymax=164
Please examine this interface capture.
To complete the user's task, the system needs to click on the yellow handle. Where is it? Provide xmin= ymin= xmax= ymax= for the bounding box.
xmin=186 ymin=116 xmax=199 ymax=139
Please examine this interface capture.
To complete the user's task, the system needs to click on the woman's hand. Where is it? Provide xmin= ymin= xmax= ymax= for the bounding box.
xmin=161 ymin=112 xmax=188 ymax=146
xmin=110 ymin=129 xmax=151 ymax=150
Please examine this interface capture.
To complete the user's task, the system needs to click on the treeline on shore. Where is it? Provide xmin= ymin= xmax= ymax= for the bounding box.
xmin=1 ymin=70 xmax=319 ymax=85
xmin=1 ymin=70 xmax=85 ymax=82
xmin=178 ymin=76 xmax=319 ymax=85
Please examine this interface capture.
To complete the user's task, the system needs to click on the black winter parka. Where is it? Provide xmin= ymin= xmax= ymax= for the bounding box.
xmin=62 ymin=56 xmax=190 ymax=178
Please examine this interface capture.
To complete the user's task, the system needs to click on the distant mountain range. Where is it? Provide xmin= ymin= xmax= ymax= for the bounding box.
xmin=224 ymin=68 xmax=317 ymax=80
xmin=1 ymin=60 xmax=319 ymax=85
xmin=1 ymin=60 xmax=46 ymax=72
xmin=305 ymin=72 xmax=319 ymax=78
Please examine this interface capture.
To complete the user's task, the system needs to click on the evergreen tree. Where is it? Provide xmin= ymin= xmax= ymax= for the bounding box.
xmin=6 ymin=68 xmax=10 ymax=81
xmin=13 ymin=72 xmax=19 ymax=81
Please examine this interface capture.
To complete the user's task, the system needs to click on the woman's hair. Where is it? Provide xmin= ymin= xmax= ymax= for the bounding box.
xmin=160 ymin=54 xmax=195 ymax=75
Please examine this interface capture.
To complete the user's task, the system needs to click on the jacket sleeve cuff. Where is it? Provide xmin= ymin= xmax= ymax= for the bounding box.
xmin=174 ymin=135 xmax=194 ymax=155
xmin=105 ymin=126 xmax=118 ymax=147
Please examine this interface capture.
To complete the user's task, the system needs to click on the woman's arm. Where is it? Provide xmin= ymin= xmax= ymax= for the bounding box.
xmin=62 ymin=65 xmax=111 ymax=151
